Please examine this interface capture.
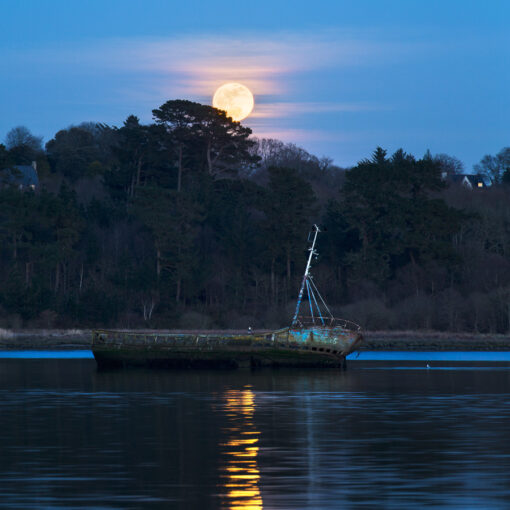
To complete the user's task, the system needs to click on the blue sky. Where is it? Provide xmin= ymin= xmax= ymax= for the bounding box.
xmin=1 ymin=0 xmax=509 ymax=169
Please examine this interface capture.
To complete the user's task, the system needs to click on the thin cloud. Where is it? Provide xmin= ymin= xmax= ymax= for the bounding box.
xmin=5 ymin=30 xmax=414 ymax=153
xmin=251 ymin=101 xmax=389 ymax=119
xmin=250 ymin=126 xmax=360 ymax=144
xmin=14 ymin=30 xmax=410 ymax=98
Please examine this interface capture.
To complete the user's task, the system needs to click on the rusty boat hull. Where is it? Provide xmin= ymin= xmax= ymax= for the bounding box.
xmin=92 ymin=327 xmax=363 ymax=369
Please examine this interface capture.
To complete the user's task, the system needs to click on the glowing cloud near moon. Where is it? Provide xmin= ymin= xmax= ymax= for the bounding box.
xmin=212 ymin=83 xmax=254 ymax=121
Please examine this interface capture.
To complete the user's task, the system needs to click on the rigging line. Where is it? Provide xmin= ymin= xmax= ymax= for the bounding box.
xmin=309 ymin=276 xmax=333 ymax=320
xmin=305 ymin=279 xmax=315 ymax=323
xmin=308 ymin=277 xmax=325 ymax=325
xmin=308 ymin=276 xmax=333 ymax=319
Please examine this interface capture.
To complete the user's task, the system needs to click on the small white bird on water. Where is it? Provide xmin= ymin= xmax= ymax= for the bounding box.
xmin=427 ymin=363 xmax=431 ymax=369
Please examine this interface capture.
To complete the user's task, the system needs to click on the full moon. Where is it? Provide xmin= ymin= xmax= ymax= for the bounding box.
xmin=212 ymin=83 xmax=254 ymax=122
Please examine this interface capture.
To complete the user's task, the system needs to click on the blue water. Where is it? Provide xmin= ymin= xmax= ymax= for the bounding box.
xmin=347 ymin=351 xmax=510 ymax=362
xmin=1 ymin=350 xmax=509 ymax=362
xmin=0 ymin=350 xmax=94 ymax=359
xmin=0 ymin=350 xmax=510 ymax=368
xmin=1 ymin=354 xmax=510 ymax=508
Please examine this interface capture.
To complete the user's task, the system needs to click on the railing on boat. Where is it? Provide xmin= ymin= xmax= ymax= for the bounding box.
xmin=292 ymin=317 xmax=362 ymax=332
xmin=92 ymin=329 xmax=276 ymax=346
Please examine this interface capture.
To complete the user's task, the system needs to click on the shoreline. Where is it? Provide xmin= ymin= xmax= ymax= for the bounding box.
xmin=362 ymin=330 xmax=510 ymax=351
xmin=1 ymin=328 xmax=510 ymax=351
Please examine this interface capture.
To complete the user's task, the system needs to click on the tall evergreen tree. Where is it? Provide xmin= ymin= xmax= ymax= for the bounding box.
xmin=339 ymin=147 xmax=464 ymax=284
xmin=134 ymin=186 xmax=203 ymax=304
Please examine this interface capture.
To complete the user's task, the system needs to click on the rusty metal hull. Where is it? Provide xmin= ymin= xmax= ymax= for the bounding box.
xmin=92 ymin=328 xmax=363 ymax=369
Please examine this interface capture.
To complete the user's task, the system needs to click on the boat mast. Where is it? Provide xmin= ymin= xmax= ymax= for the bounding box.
xmin=291 ymin=225 xmax=320 ymax=327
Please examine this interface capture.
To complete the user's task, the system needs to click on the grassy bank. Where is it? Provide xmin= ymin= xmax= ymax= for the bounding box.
xmin=0 ymin=329 xmax=91 ymax=349
xmin=363 ymin=331 xmax=510 ymax=351
xmin=1 ymin=328 xmax=510 ymax=351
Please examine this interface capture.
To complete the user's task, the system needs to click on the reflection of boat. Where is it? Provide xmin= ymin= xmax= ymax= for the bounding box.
xmin=92 ymin=225 xmax=362 ymax=369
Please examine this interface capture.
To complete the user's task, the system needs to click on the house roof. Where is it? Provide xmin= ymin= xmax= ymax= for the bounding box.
xmin=447 ymin=173 xmax=488 ymax=188
xmin=1 ymin=165 xmax=39 ymax=187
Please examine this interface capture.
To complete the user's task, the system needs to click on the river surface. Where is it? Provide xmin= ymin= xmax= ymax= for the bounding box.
xmin=1 ymin=353 xmax=510 ymax=509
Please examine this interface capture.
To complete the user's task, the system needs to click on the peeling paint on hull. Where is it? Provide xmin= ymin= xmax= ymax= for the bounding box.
xmin=92 ymin=328 xmax=363 ymax=369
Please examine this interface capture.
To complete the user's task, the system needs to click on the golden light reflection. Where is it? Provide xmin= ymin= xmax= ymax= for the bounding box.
xmin=219 ymin=387 xmax=263 ymax=510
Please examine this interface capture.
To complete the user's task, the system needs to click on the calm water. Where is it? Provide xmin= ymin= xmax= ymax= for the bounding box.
xmin=1 ymin=354 xmax=510 ymax=509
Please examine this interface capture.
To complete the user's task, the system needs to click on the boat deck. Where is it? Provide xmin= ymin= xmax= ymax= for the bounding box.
xmin=91 ymin=328 xmax=362 ymax=369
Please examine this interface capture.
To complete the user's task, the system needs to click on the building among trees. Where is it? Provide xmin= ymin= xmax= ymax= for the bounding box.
xmin=445 ymin=173 xmax=488 ymax=190
xmin=1 ymin=161 xmax=39 ymax=190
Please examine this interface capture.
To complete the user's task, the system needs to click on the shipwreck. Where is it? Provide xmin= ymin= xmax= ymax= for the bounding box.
xmin=92 ymin=225 xmax=363 ymax=369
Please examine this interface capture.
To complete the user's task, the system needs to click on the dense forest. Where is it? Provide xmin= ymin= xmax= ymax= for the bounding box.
xmin=1 ymin=100 xmax=510 ymax=332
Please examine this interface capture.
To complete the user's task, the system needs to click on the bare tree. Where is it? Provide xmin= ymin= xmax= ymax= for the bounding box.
xmin=474 ymin=147 xmax=510 ymax=184
xmin=433 ymin=153 xmax=464 ymax=177
xmin=5 ymin=126 xmax=43 ymax=152
xmin=141 ymin=292 xmax=158 ymax=323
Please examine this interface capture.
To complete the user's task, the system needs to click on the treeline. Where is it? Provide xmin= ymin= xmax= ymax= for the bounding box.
xmin=1 ymin=100 xmax=510 ymax=332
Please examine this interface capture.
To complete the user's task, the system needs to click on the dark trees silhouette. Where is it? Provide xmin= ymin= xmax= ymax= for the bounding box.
xmin=1 ymin=104 xmax=510 ymax=332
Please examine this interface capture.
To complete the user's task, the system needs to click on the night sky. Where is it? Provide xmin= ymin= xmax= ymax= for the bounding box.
xmin=2 ymin=0 xmax=509 ymax=169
